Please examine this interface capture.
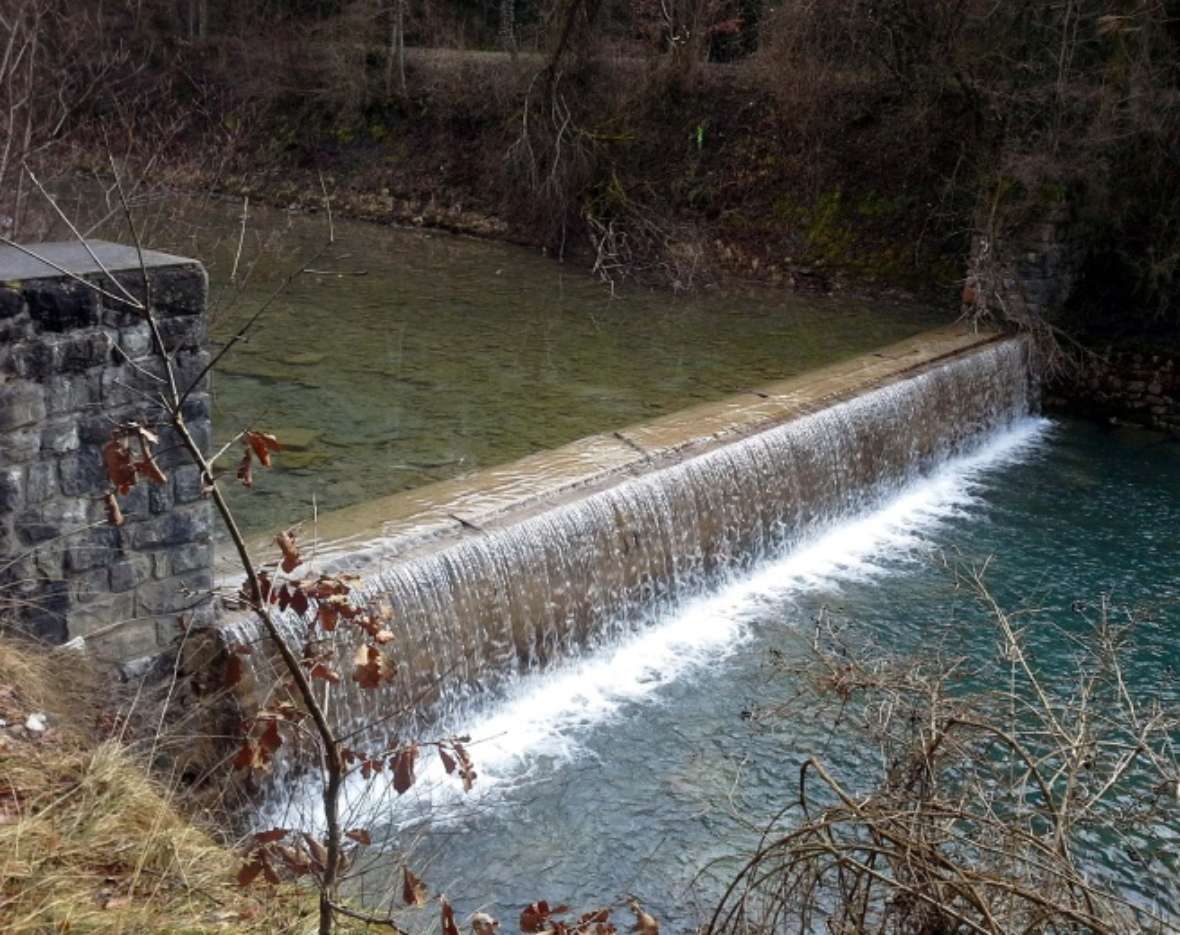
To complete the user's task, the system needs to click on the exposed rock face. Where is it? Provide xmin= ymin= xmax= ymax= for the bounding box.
xmin=0 ymin=241 xmax=213 ymax=667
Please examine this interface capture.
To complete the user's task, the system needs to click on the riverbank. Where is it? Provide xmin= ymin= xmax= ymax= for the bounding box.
xmin=0 ymin=638 xmax=313 ymax=933
xmin=1046 ymin=345 xmax=1180 ymax=438
xmin=8 ymin=4 xmax=1178 ymax=351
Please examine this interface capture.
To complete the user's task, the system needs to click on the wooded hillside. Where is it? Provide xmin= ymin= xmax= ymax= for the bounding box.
xmin=3 ymin=1 xmax=1178 ymax=337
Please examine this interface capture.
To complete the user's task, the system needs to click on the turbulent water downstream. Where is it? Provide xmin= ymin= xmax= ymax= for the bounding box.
xmin=258 ymin=415 xmax=1178 ymax=929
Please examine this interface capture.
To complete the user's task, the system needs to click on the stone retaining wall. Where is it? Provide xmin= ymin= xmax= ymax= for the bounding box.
xmin=0 ymin=241 xmax=213 ymax=666
xmin=1046 ymin=349 xmax=1180 ymax=437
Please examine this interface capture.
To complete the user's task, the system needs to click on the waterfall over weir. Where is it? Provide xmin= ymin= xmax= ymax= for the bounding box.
xmin=222 ymin=332 xmax=1032 ymax=744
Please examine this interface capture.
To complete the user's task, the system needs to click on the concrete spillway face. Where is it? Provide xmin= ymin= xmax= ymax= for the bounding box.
xmin=224 ymin=335 xmax=1031 ymax=746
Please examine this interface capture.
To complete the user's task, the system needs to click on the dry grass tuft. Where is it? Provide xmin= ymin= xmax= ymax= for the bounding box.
xmin=0 ymin=638 xmax=312 ymax=933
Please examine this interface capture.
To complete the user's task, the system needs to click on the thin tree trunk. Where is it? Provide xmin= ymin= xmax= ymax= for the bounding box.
xmin=384 ymin=1 xmax=395 ymax=96
xmin=385 ymin=0 xmax=407 ymax=97
xmin=500 ymin=0 xmax=516 ymax=60
xmin=14 ymin=8 xmax=36 ymax=236
xmin=319 ymin=750 xmax=344 ymax=934
xmin=396 ymin=0 xmax=406 ymax=94
xmin=105 ymin=184 xmax=347 ymax=933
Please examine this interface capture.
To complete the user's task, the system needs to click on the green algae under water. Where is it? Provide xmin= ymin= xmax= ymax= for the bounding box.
xmin=108 ymin=192 xmax=944 ymax=536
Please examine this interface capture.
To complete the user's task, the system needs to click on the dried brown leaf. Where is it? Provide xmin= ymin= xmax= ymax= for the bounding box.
xmin=276 ymin=845 xmax=311 ymax=877
xmin=290 ymin=587 xmax=310 ymax=617
xmin=302 ymin=832 xmax=328 ymax=873
xmin=258 ymin=719 xmax=282 ymax=756
xmin=233 ymin=741 xmax=260 ymax=771
xmin=275 ymin=530 xmax=301 ymax=573
xmin=402 ymin=865 xmax=428 ymax=907
xmin=103 ymin=493 xmax=124 ymax=527
xmin=627 ymin=899 xmax=658 ymax=934
xmin=246 ymin=431 xmax=281 ymax=467
xmin=102 ymin=438 xmax=136 ymax=493
xmin=392 ymin=743 xmax=418 ymax=795
xmin=224 ymin=653 xmax=245 ymax=689
xmin=134 ymin=454 xmax=167 ymax=486
xmin=521 ymin=901 xmax=554 ymax=933
xmin=318 ymin=602 xmax=339 ymax=632
xmin=237 ymin=449 xmax=253 ymax=487
xmin=237 ymin=860 xmax=264 ymax=887
xmin=308 ymin=662 xmax=340 ymax=684
xmin=440 ymin=896 xmax=460 ymax=935
xmin=453 ymin=740 xmax=477 ymax=792
xmin=352 ymin=643 xmax=385 ymax=689
xmin=260 ymin=859 xmax=280 ymax=885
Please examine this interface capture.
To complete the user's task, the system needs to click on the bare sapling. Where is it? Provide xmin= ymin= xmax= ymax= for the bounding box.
xmin=54 ymin=164 xmax=665 ymax=935
xmin=23 ymin=163 xmax=475 ymax=934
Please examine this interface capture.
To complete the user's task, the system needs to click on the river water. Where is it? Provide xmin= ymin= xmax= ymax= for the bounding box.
xmin=257 ymin=417 xmax=1178 ymax=929
xmin=78 ymin=189 xmax=942 ymax=536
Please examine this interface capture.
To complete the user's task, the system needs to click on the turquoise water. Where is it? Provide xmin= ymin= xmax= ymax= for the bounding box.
xmin=329 ymin=418 xmax=1178 ymax=929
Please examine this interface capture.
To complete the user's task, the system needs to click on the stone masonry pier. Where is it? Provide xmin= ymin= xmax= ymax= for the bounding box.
xmin=0 ymin=241 xmax=212 ymax=667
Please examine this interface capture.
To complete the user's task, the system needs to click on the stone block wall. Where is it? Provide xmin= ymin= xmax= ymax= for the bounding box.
xmin=0 ymin=241 xmax=213 ymax=665
xmin=1046 ymin=350 xmax=1180 ymax=437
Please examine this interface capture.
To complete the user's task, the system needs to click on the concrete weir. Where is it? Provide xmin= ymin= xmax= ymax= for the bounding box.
xmin=221 ymin=325 xmax=1032 ymax=737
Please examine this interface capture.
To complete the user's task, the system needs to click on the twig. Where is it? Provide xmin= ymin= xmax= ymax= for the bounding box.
xmin=318 ymin=171 xmax=334 ymax=245
xmin=230 ymin=195 xmax=248 ymax=283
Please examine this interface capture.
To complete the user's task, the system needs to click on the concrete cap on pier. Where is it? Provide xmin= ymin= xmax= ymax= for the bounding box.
xmin=0 ymin=240 xmax=195 ymax=282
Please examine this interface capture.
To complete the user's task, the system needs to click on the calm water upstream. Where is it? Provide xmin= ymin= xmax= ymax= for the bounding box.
xmin=258 ymin=418 xmax=1176 ymax=929
xmin=82 ymin=190 xmax=944 ymax=536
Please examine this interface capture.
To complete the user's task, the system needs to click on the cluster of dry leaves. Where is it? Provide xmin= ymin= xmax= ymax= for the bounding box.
xmin=234 ymin=810 xmax=661 ymax=933
xmin=236 ymin=430 xmax=281 ymax=488
xmin=519 ymin=899 xmax=659 ymax=934
xmin=100 ymin=422 xmax=169 ymax=525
